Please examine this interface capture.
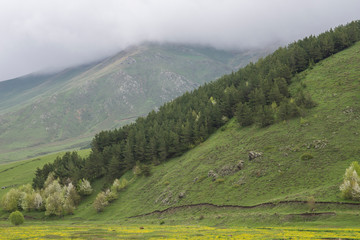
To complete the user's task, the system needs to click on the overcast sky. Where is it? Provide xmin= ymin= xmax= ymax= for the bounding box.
xmin=0 ymin=0 xmax=359 ymax=81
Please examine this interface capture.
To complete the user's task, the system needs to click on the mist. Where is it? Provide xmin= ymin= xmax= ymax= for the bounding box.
xmin=0 ymin=0 xmax=359 ymax=81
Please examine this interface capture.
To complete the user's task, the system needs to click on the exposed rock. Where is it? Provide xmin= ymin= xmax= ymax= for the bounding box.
xmin=218 ymin=165 xmax=236 ymax=177
xmin=305 ymin=139 xmax=327 ymax=149
xmin=178 ymin=191 xmax=186 ymax=199
xmin=1 ymin=184 xmax=17 ymax=190
xmin=313 ymin=139 xmax=327 ymax=149
xmin=208 ymin=170 xmax=218 ymax=181
xmin=155 ymin=190 xmax=174 ymax=205
xmin=236 ymin=160 xmax=244 ymax=170
xmin=343 ymin=106 xmax=354 ymax=114
xmin=248 ymin=151 xmax=262 ymax=160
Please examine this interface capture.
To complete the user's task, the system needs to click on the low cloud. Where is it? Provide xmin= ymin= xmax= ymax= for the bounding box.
xmin=0 ymin=0 xmax=359 ymax=81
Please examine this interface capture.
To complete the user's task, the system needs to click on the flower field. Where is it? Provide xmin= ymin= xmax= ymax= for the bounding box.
xmin=1 ymin=224 xmax=360 ymax=239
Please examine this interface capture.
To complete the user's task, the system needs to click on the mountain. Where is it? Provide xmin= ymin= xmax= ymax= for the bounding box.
xmin=0 ymin=43 xmax=269 ymax=163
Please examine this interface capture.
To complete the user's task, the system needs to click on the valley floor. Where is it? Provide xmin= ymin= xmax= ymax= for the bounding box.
xmin=1 ymin=221 xmax=360 ymax=239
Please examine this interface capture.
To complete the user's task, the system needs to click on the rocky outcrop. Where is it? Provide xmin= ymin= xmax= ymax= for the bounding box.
xmin=248 ymin=151 xmax=262 ymax=160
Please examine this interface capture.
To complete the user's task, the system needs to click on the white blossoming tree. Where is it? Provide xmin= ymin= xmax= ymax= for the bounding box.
xmin=77 ymin=179 xmax=93 ymax=196
xmin=340 ymin=161 xmax=360 ymax=200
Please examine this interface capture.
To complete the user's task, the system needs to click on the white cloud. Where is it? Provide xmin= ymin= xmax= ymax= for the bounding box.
xmin=0 ymin=0 xmax=359 ymax=80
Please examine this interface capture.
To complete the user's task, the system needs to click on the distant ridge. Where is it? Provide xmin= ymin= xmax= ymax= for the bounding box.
xmin=0 ymin=43 xmax=268 ymax=162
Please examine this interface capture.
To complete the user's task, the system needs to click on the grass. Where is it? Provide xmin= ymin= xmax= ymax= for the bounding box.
xmin=1 ymin=222 xmax=360 ymax=239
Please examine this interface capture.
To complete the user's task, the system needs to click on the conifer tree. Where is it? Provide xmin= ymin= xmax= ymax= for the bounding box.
xmin=235 ymin=102 xmax=253 ymax=127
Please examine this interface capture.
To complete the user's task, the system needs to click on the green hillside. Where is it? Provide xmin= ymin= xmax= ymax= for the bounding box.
xmin=67 ymin=41 xmax=360 ymax=225
xmin=0 ymin=43 xmax=267 ymax=163
xmin=1 ymin=40 xmax=359 ymax=228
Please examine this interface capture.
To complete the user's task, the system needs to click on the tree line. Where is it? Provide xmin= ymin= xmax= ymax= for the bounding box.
xmin=33 ymin=21 xmax=360 ymax=188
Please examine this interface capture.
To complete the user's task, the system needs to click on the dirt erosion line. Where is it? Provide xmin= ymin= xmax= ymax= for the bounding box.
xmin=128 ymin=200 xmax=360 ymax=218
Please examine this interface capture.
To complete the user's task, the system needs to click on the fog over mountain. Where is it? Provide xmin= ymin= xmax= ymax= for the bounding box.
xmin=0 ymin=0 xmax=359 ymax=81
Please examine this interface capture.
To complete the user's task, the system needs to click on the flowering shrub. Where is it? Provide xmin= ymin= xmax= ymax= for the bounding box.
xmin=340 ymin=162 xmax=360 ymax=200
xmin=77 ymin=179 xmax=93 ymax=196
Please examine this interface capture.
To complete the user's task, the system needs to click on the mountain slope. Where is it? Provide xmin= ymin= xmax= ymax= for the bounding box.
xmin=0 ymin=38 xmax=359 ymax=227
xmin=0 ymin=43 xmax=268 ymax=163
xmin=72 ymin=41 xmax=360 ymax=220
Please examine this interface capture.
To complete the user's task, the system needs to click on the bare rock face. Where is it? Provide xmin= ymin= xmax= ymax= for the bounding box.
xmin=248 ymin=151 xmax=262 ymax=160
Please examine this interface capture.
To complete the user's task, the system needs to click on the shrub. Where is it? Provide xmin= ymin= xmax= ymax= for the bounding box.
xmin=33 ymin=192 xmax=44 ymax=210
xmin=77 ymin=179 xmax=93 ymax=196
xmin=9 ymin=211 xmax=24 ymax=226
xmin=65 ymin=182 xmax=81 ymax=205
xmin=295 ymin=90 xmax=317 ymax=109
xmin=133 ymin=165 xmax=142 ymax=175
xmin=63 ymin=198 xmax=75 ymax=215
xmin=62 ymin=182 xmax=80 ymax=215
xmin=93 ymin=192 xmax=108 ymax=213
xmin=45 ymin=191 xmax=65 ymax=216
xmin=43 ymin=172 xmax=56 ymax=189
xmin=134 ymin=163 xmax=151 ymax=177
xmin=111 ymin=178 xmax=128 ymax=192
xmin=300 ymin=152 xmax=314 ymax=161
xmin=141 ymin=164 xmax=151 ymax=177
xmin=111 ymin=179 xmax=121 ymax=192
xmin=215 ymin=178 xmax=225 ymax=183
xmin=119 ymin=178 xmax=129 ymax=189
xmin=43 ymin=179 xmax=62 ymax=199
xmin=340 ymin=162 xmax=360 ymax=200
xmin=307 ymin=196 xmax=316 ymax=211
xmin=1 ymin=188 xmax=22 ymax=212
xmin=104 ymin=189 xmax=117 ymax=203
xmin=20 ymin=191 xmax=36 ymax=211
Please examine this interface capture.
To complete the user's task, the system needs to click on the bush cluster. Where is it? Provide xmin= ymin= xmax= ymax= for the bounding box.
xmin=93 ymin=178 xmax=128 ymax=213
xmin=1 ymin=173 xmax=92 ymax=217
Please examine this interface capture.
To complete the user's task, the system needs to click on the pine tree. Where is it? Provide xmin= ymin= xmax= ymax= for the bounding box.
xmin=256 ymin=106 xmax=275 ymax=127
xmin=268 ymin=83 xmax=282 ymax=104
xmin=235 ymin=102 xmax=253 ymax=127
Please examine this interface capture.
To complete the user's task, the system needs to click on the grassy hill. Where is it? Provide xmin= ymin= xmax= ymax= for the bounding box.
xmin=0 ymin=43 xmax=268 ymax=163
xmin=72 ymin=41 xmax=358 ymax=216
xmin=1 ymin=42 xmax=359 ymax=228
xmin=75 ymin=41 xmax=359 ymax=224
